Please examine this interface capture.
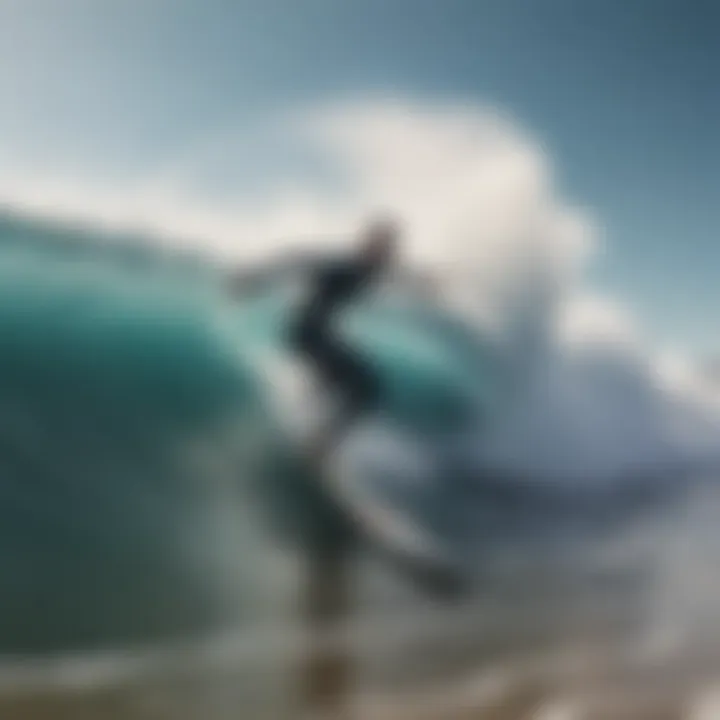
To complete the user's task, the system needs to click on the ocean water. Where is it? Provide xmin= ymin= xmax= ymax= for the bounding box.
xmin=3 ymin=211 xmax=720 ymax=718
xmin=0 ymin=213 xmax=259 ymax=653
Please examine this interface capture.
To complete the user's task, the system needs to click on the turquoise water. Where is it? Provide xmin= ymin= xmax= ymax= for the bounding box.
xmin=0 ymin=213 xmax=502 ymax=653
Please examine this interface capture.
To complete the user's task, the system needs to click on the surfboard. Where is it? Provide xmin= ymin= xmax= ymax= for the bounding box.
xmin=304 ymin=439 xmax=467 ymax=600
xmin=251 ymin=350 xmax=468 ymax=599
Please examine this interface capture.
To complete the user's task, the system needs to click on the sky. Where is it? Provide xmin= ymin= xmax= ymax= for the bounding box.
xmin=0 ymin=0 xmax=717 ymax=353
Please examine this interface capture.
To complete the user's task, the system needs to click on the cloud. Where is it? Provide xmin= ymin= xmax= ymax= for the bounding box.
xmin=557 ymin=292 xmax=640 ymax=352
xmin=0 ymin=97 xmax=594 ymax=285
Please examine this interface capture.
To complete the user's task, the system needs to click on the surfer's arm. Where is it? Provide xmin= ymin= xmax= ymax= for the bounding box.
xmin=226 ymin=252 xmax=338 ymax=297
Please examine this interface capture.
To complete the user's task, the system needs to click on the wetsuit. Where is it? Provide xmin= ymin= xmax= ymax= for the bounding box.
xmin=289 ymin=258 xmax=382 ymax=448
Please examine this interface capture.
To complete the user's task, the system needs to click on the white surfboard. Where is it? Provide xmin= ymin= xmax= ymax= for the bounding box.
xmin=256 ymin=350 xmax=467 ymax=598
xmin=313 ymin=434 xmax=466 ymax=599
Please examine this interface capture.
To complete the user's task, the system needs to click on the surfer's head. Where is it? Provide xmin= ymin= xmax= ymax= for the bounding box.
xmin=359 ymin=215 xmax=399 ymax=269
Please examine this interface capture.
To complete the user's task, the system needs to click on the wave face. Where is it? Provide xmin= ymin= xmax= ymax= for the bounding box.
xmin=0 ymin=213 xmax=503 ymax=653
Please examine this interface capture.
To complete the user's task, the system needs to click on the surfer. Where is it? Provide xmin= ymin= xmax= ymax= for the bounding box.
xmin=288 ymin=217 xmax=398 ymax=463
xmin=283 ymin=219 xmax=398 ymax=717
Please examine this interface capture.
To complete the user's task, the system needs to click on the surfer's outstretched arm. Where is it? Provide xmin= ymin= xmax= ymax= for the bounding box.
xmin=226 ymin=250 xmax=341 ymax=296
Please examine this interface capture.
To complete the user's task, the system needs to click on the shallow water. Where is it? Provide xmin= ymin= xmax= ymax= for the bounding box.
xmin=4 ymin=484 xmax=720 ymax=720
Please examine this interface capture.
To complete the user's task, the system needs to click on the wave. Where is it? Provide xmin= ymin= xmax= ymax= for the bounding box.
xmin=2 ymin=209 xmax=717 ymax=655
xmin=0 ymin=211 xmax=508 ymax=653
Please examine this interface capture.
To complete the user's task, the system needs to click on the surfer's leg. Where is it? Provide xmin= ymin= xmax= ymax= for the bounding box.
xmin=309 ymin=338 xmax=381 ymax=460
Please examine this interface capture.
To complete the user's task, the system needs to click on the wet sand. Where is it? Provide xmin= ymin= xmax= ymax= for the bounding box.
xmin=2 ymin=648 xmax=720 ymax=719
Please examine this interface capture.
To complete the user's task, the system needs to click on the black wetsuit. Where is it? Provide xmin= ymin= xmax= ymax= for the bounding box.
xmin=289 ymin=258 xmax=382 ymax=438
xmin=287 ymin=260 xmax=466 ymax=598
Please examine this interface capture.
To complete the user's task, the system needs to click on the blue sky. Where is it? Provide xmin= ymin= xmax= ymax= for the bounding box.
xmin=0 ymin=0 xmax=717 ymax=351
